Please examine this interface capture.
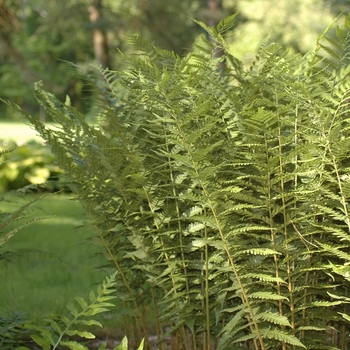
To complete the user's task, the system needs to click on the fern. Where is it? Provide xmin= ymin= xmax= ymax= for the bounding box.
xmin=0 ymin=312 xmax=30 ymax=350
xmin=22 ymin=273 xmax=117 ymax=350
xmin=6 ymin=13 xmax=350 ymax=350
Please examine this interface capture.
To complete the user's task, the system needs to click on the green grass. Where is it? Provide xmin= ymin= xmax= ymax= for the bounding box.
xmin=0 ymin=193 xmax=111 ymax=323
xmin=0 ymin=123 xmax=127 ymax=338
xmin=0 ymin=124 xmax=149 ymax=339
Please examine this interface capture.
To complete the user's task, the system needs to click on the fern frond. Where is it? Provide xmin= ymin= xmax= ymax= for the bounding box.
xmin=24 ymin=273 xmax=117 ymax=350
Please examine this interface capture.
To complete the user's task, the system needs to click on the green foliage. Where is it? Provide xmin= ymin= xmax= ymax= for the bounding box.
xmin=0 ymin=140 xmax=64 ymax=192
xmin=9 ymin=13 xmax=350 ymax=350
xmin=113 ymin=337 xmax=144 ymax=350
xmin=21 ymin=273 xmax=117 ymax=350
xmin=0 ymin=311 xmax=30 ymax=350
xmin=0 ymin=177 xmax=48 ymax=252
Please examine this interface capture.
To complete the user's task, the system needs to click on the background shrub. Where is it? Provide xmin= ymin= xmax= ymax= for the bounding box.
xmin=0 ymin=139 xmax=64 ymax=192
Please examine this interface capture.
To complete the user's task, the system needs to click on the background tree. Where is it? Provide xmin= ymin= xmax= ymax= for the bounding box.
xmin=0 ymin=0 xmax=95 ymax=118
xmin=0 ymin=0 xmax=349 ymax=121
xmin=89 ymin=0 xmax=111 ymax=69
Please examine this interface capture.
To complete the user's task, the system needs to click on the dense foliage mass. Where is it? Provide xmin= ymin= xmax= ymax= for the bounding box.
xmin=6 ymin=13 xmax=350 ymax=350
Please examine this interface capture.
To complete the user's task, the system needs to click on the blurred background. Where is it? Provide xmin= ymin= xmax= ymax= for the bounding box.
xmin=1 ymin=0 xmax=350 ymax=122
xmin=1 ymin=0 xmax=350 ymax=192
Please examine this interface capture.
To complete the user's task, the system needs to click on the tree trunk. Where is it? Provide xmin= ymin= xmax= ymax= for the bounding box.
xmin=0 ymin=0 xmax=44 ymax=86
xmin=207 ymin=0 xmax=225 ymax=69
xmin=89 ymin=0 xmax=111 ymax=69
xmin=207 ymin=0 xmax=223 ymax=28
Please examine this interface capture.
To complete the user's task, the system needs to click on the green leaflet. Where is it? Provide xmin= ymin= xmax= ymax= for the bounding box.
xmin=261 ymin=329 xmax=307 ymax=348
xmin=254 ymin=312 xmax=291 ymax=328
xmin=249 ymin=292 xmax=288 ymax=301
xmin=58 ymin=341 xmax=89 ymax=350
xmin=113 ymin=337 xmax=144 ymax=350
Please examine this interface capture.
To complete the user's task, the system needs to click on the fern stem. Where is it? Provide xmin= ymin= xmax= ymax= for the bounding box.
xmin=141 ymin=181 xmax=191 ymax=350
xmin=264 ymin=132 xmax=287 ymax=350
xmin=204 ymin=220 xmax=211 ymax=350
xmin=332 ymin=155 xmax=350 ymax=232
xmin=87 ymin=216 xmax=150 ymax=349
xmin=166 ymin=139 xmax=191 ymax=296
xmin=151 ymin=287 xmax=165 ymax=350
xmin=341 ymin=285 xmax=348 ymax=349
xmin=273 ymin=78 xmax=296 ymax=348
xmin=166 ymin=110 xmax=266 ymax=349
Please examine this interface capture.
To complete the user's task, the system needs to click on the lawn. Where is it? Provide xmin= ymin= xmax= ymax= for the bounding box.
xmin=0 ymin=122 xmax=126 ymax=342
xmin=0 ymin=193 xmax=116 ymax=329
